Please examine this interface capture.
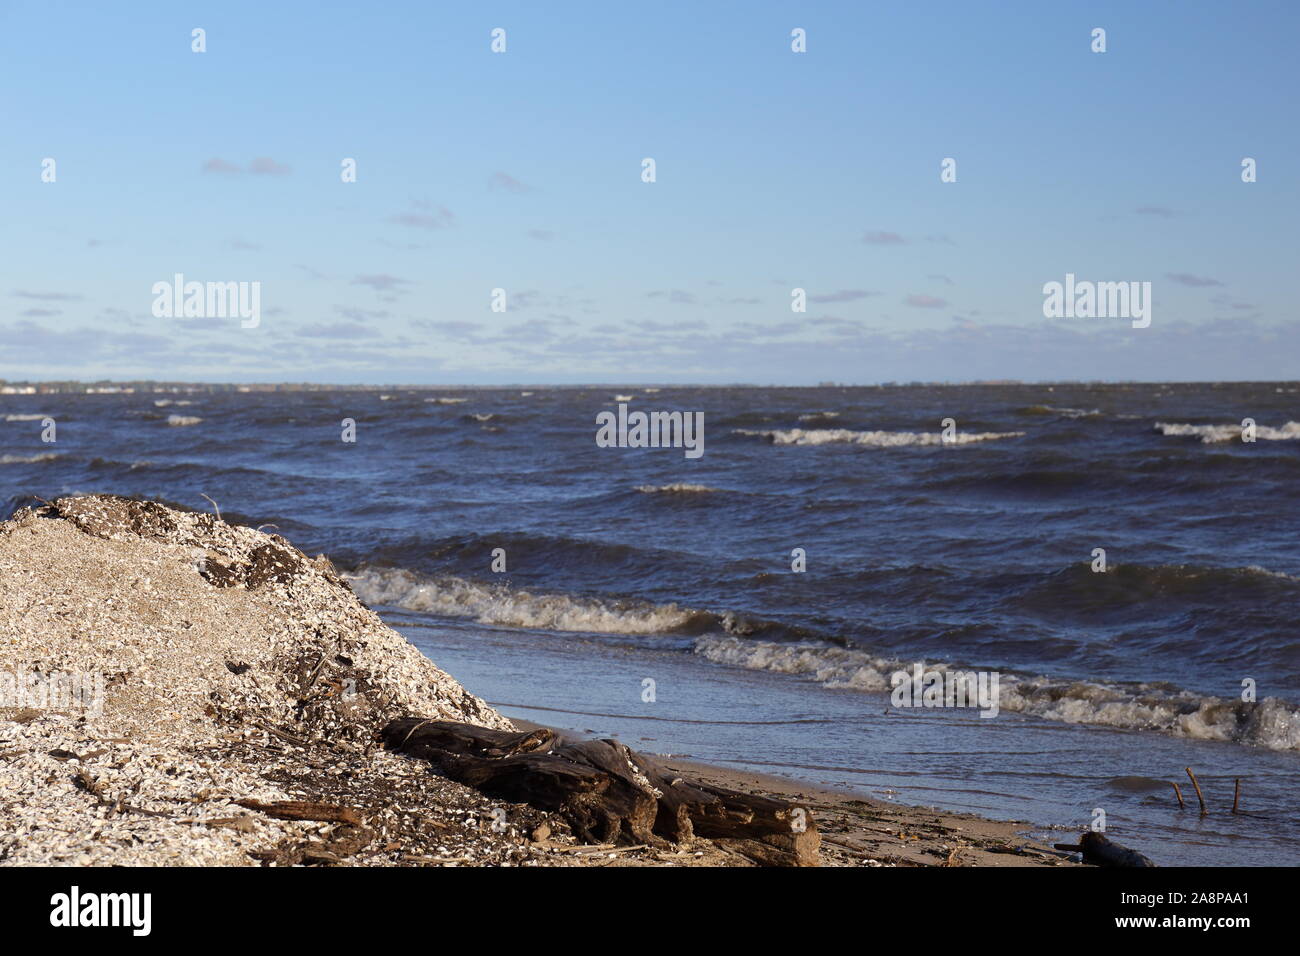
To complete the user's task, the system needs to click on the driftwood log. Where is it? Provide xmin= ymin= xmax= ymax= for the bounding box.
xmin=380 ymin=718 xmax=820 ymax=866
xmin=1055 ymin=831 xmax=1157 ymax=867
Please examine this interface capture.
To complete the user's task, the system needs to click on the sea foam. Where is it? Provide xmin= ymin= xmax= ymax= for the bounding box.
xmin=1155 ymin=421 xmax=1300 ymax=443
xmin=736 ymin=427 xmax=1024 ymax=446
xmin=635 ymin=483 xmax=718 ymax=494
xmin=346 ymin=566 xmax=697 ymax=635
xmin=0 ymin=453 xmax=60 ymax=464
xmin=693 ymin=635 xmax=1300 ymax=751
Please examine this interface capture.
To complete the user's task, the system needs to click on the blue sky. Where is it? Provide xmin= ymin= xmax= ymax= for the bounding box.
xmin=1 ymin=0 xmax=1296 ymax=384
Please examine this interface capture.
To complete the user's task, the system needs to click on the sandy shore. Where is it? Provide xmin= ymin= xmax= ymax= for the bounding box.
xmin=0 ymin=495 xmax=1078 ymax=867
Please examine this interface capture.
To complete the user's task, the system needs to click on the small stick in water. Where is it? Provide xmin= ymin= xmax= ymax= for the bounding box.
xmin=1171 ymin=781 xmax=1185 ymax=810
xmin=1232 ymin=778 xmax=1241 ymax=814
xmin=1185 ymin=767 xmax=1208 ymax=816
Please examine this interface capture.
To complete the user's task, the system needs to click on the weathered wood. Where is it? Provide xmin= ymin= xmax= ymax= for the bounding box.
xmin=235 ymin=799 xmax=362 ymax=825
xmin=1185 ymin=767 xmax=1208 ymax=816
xmin=380 ymin=718 xmax=820 ymax=866
xmin=1055 ymin=832 xmax=1157 ymax=867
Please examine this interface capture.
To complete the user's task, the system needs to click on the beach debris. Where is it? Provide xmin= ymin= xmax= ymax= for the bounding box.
xmin=1053 ymin=832 xmax=1156 ymax=867
xmin=1171 ymin=781 xmax=1186 ymax=809
xmin=380 ymin=718 xmax=822 ymax=866
xmin=300 ymin=845 xmax=342 ymax=866
xmin=234 ymin=799 xmax=362 ymax=825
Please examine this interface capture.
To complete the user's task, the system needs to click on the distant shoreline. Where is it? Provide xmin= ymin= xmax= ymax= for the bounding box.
xmin=3 ymin=378 xmax=1296 ymax=394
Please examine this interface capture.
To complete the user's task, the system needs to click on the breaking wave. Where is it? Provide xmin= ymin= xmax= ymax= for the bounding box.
xmin=0 ymin=453 xmax=60 ymax=464
xmin=166 ymin=414 xmax=203 ymax=427
xmin=1156 ymin=421 xmax=1300 ymax=442
xmin=346 ymin=566 xmax=703 ymax=635
xmin=694 ymin=635 xmax=1300 ymax=751
xmin=635 ymin=483 xmax=719 ymax=494
xmin=1021 ymin=404 xmax=1102 ymax=419
xmin=735 ymin=427 xmax=1024 ymax=446
xmin=797 ymin=411 xmax=841 ymax=424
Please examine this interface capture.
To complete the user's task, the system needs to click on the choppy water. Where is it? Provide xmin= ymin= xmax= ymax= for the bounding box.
xmin=4 ymin=383 xmax=1298 ymax=864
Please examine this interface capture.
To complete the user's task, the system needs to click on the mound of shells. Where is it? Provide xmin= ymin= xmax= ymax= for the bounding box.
xmin=0 ymin=495 xmax=531 ymax=866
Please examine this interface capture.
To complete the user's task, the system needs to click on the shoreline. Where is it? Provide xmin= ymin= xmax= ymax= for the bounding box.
xmin=509 ymin=718 xmax=1080 ymax=867
xmin=2 ymin=494 xmax=1081 ymax=867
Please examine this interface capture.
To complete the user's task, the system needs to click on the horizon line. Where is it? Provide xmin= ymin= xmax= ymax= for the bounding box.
xmin=2 ymin=378 xmax=1297 ymax=390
